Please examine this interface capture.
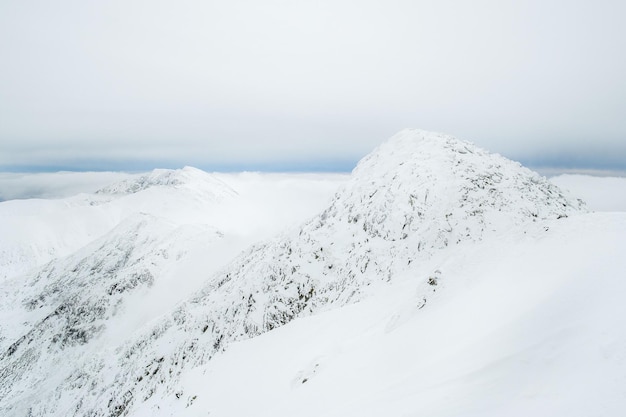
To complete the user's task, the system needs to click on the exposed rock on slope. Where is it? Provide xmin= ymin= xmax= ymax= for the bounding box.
xmin=0 ymin=215 xmax=223 ymax=408
xmin=0 ymin=130 xmax=585 ymax=417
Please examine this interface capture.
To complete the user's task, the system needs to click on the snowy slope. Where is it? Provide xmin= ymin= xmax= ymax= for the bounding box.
xmin=0 ymin=214 xmax=223 ymax=406
xmin=0 ymin=129 xmax=590 ymax=417
xmin=174 ymin=212 xmax=626 ymax=417
xmin=0 ymin=168 xmax=245 ymax=415
xmin=0 ymin=168 xmax=345 ymax=416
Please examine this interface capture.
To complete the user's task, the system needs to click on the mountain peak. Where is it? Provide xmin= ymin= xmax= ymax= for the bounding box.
xmin=332 ymin=129 xmax=585 ymax=244
xmin=354 ymin=129 xmax=492 ymax=176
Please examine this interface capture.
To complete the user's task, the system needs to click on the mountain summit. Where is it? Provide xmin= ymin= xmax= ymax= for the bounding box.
xmin=0 ymin=130 xmax=587 ymax=417
xmin=323 ymin=128 xmax=584 ymax=245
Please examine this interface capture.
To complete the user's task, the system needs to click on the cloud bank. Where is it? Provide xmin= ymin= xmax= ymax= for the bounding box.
xmin=0 ymin=172 xmax=137 ymax=201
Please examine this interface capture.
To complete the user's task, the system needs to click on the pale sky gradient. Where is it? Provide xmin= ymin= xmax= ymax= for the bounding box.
xmin=1 ymin=0 xmax=625 ymax=171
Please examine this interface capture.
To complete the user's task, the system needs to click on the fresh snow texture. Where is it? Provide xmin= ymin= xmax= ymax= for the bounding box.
xmin=0 ymin=129 xmax=623 ymax=417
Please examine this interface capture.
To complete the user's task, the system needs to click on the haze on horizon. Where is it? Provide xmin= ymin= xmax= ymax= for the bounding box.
xmin=1 ymin=0 xmax=625 ymax=172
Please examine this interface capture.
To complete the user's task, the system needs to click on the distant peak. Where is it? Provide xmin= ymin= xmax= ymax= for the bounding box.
xmin=95 ymin=167 xmax=236 ymax=197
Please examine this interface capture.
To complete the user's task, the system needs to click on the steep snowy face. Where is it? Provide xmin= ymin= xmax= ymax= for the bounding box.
xmin=0 ymin=214 xmax=224 ymax=408
xmin=210 ymin=129 xmax=588 ymax=326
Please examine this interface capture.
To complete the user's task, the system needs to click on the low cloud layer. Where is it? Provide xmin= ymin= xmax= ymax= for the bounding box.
xmin=0 ymin=172 xmax=136 ymax=201
xmin=1 ymin=0 xmax=625 ymax=171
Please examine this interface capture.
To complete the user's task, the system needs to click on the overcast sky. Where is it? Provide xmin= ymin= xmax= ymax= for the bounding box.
xmin=1 ymin=0 xmax=624 ymax=172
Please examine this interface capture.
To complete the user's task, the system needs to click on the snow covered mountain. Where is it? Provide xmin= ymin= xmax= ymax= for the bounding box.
xmin=0 ymin=167 xmax=238 ymax=282
xmin=0 ymin=167 xmax=344 ymax=416
xmin=94 ymin=167 xmax=234 ymax=198
xmin=1 ymin=129 xmax=615 ymax=417
xmin=178 ymin=211 xmax=626 ymax=417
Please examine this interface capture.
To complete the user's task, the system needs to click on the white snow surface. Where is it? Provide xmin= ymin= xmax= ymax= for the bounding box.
xmin=174 ymin=213 xmax=626 ymax=417
xmin=0 ymin=129 xmax=624 ymax=417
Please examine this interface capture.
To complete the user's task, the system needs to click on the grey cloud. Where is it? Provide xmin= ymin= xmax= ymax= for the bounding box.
xmin=0 ymin=172 xmax=137 ymax=201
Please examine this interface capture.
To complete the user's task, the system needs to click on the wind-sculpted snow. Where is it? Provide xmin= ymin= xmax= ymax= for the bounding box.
xmin=0 ymin=130 xmax=587 ymax=416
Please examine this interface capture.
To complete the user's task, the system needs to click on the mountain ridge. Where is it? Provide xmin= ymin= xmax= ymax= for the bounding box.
xmin=0 ymin=130 xmax=588 ymax=416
